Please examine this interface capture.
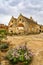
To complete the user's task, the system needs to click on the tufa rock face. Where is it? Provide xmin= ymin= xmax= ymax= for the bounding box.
xmin=8 ymin=14 xmax=41 ymax=34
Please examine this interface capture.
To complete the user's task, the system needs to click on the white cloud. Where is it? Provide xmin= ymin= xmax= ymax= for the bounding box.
xmin=28 ymin=3 xmax=41 ymax=8
xmin=0 ymin=15 xmax=11 ymax=25
xmin=17 ymin=2 xmax=25 ymax=10
xmin=0 ymin=0 xmax=43 ymax=25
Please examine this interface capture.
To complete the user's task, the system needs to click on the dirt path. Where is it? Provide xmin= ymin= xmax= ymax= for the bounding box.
xmin=1 ymin=33 xmax=43 ymax=65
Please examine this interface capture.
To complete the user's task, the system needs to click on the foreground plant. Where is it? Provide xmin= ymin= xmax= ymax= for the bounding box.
xmin=0 ymin=42 xmax=9 ymax=51
xmin=6 ymin=43 xmax=33 ymax=65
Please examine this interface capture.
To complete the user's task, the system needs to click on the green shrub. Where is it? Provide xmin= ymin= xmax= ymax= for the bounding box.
xmin=18 ymin=54 xmax=25 ymax=62
xmin=0 ymin=29 xmax=8 ymax=36
xmin=6 ymin=43 xmax=33 ymax=65
xmin=0 ymin=42 xmax=9 ymax=51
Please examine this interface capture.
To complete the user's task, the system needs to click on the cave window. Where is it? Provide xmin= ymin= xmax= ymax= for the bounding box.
xmin=10 ymin=25 xmax=12 ymax=27
xmin=12 ymin=20 xmax=13 ymax=23
xmin=40 ymin=30 xmax=41 ymax=32
xmin=11 ymin=30 xmax=13 ymax=33
xmin=19 ymin=18 xmax=21 ymax=21
xmin=40 ymin=26 xmax=41 ymax=28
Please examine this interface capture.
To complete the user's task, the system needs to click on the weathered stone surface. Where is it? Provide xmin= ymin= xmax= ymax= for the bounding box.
xmin=8 ymin=14 xmax=40 ymax=34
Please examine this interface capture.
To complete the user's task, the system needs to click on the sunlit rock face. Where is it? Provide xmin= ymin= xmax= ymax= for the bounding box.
xmin=18 ymin=27 xmax=24 ymax=30
xmin=8 ymin=14 xmax=40 ymax=34
xmin=17 ymin=23 xmax=25 ymax=34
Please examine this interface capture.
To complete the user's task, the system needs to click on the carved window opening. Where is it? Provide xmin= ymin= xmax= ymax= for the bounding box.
xmin=11 ymin=30 xmax=13 ymax=33
xmin=40 ymin=30 xmax=41 ymax=32
xmin=20 ymin=18 xmax=21 ymax=21
xmin=12 ymin=20 xmax=13 ymax=23
xmin=10 ymin=25 xmax=12 ymax=27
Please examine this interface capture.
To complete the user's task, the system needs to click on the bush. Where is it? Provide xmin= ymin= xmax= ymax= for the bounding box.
xmin=0 ymin=42 xmax=9 ymax=51
xmin=0 ymin=29 xmax=9 ymax=36
xmin=6 ymin=43 xmax=33 ymax=65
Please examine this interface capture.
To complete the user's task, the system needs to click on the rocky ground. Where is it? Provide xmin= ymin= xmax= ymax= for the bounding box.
xmin=0 ymin=33 xmax=43 ymax=65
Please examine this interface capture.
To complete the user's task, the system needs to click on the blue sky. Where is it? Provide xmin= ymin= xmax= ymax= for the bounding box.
xmin=0 ymin=0 xmax=43 ymax=25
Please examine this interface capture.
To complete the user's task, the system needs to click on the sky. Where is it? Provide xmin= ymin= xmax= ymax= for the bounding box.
xmin=0 ymin=0 xmax=43 ymax=25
